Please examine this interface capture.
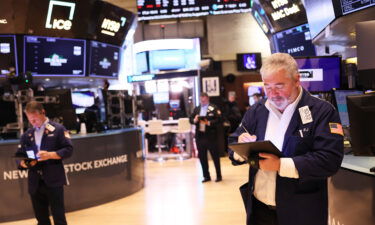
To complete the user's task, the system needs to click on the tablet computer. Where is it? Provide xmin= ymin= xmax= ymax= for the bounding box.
xmin=229 ymin=141 xmax=283 ymax=159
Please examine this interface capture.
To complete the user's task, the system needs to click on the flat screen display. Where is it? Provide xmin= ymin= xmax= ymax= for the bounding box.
xmin=272 ymin=23 xmax=316 ymax=56
xmin=153 ymin=92 xmax=169 ymax=104
xmin=71 ymin=91 xmax=95 ymax=108
xmin=333 ymin=90 xmax=363 ymax=127
xmin=149 ymin=49 xmax=186 ymax=71
xmin=136 ymin=52 xmax=148 ymax=74
xmin=24 ymin=36 xmax=86 ymax=76
xmin=237 ymin=53 xmax=262 ymax=71
xmin=295 ymin=56 xmax=341 ymax=92
xmin=0 ymin=35 xmax=18 ymax=77
xmin=259 ymin=0 xmax=307 ymax=33
xmin=88 ymin=41 xmax=120 ymax=78
xmin=303 ymin=0 xmax=339 ymax=39
xmin=339 ymin=0 xmax=375 ymax=15
xmin=137 ymin=0 xmax=251 ymax=21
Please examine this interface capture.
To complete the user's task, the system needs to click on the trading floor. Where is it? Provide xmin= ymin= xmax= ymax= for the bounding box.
xmin=1 ymin=158 xmax=248 ymax=225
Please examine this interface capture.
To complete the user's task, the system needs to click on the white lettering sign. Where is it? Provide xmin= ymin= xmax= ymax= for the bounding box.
xmin=101 ymin=18 xmax=121 ymax=36
xmin=0 ymin=19 xmax=7 ymax=24
xmin=271 ymin=3 xmax=300 ymax=21
xmin=45 ymin=0 xmax=76 ymax=30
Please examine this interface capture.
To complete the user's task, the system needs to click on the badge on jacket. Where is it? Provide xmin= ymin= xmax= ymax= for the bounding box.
xmin=299 ymin=106 xmax=313 ymax=124
xmin=46 ymin=124 xmax=55 ymax=132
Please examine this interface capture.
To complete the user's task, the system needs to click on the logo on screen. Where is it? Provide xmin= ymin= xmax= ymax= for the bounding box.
xmin=45 ymin=0 xmax=76 ymax=31
xmin=99 ymin=58 xmax=111 ymax=69
xmin=44 ymin=53 xmax=68 ymax=66
xmin=299 ymin=69 xmax=323 ymax=81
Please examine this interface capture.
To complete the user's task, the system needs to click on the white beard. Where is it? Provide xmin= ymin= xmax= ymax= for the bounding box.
xmin=269 ymin=96 xmax=289 ymax=111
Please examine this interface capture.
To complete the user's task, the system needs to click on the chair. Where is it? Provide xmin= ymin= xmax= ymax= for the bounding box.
xmin=170 ymin=118 xmax=191 ymax=160
xmin=146 ymin=120 xmax=169 ymax=161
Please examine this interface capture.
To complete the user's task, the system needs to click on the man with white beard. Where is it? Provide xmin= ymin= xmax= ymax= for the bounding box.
xmin=229 ymin=53 xmax=344 ymax=225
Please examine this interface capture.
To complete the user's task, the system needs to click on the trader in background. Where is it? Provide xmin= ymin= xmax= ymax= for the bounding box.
xmin=229 ymin=53 xmax=344 ymax=225
xmin=15 ymin=101 xmax=73 ymax=225
xmin=190 ymin=92 xmax=222 ymax=182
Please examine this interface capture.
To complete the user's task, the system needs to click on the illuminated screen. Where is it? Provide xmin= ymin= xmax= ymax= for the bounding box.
xmin=149 ymin=49 xmax=185 ymax=71
xmin=259 ymin=0 xmax=308 ymax=33
xmin=339 ymin=0 xmax=375 ymax=15
xmin=169 ymin=99 xmax=180 ymax=110
xmin=304 ymin=0 xmax=338 ymax=39
xmin=24 ymin=36 xmax=86 ymax=76
xmin=333 ymin=90 xmax=363 ymax=127
xmin=88 ymin=41 xmax=120 ymax=78
xmin=137 ymin=0 xmax=251 ymax=21
xmin=153 ymin=92 xmax=169 ymax=104
xmin=71 ymin=91 xmax=95 ymax=108
xmin=272 ymin=23 xmax=316 ymax=56
xmin=295 ymin=56 xmax=341 ymax=92
xmin=0 ymin=35 xmax=18 ymax=77
xmin=136 ymin=52 xmax=148 ymax=74
xmin=237 ymin=53 xmax=262 ymax=71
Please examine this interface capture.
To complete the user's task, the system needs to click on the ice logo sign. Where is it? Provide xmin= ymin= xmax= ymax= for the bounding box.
xmin=45 ymin=0 xmax=76 ymax=30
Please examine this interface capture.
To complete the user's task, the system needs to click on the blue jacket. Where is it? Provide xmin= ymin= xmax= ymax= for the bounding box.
xmin=16 ymin=121 xmax=73 ymax=194
xmin=229 ymin=89 xmax=344 ymax=225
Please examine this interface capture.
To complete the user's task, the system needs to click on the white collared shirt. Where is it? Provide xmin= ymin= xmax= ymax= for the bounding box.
xmin=34 ymin=118 xmax=49 ymax=151
xmin=253 ymin=87 xmax=302 ymax=206
xmin=199 ymin=104 xmax=209 ymax=116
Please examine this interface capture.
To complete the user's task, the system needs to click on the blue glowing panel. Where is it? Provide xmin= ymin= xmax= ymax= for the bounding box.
xmin=295 ymin=56 xmax=341 ymax=92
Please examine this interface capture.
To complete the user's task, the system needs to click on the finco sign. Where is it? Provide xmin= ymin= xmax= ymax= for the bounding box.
xmin=45 ymin=0 xmax=76 ymax=30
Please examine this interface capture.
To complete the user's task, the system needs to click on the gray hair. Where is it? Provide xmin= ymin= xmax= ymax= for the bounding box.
xmin=260 ymin=53 xmax=299 ymax=80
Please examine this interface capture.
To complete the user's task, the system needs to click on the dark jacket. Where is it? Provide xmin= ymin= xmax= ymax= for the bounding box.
xmin=16 ymin=121 xmax=73 ymax=194
xmin=229 ymin=89 xmax=344 ymax=225
xmin=189 ymin=103 xmax=221 ymax=137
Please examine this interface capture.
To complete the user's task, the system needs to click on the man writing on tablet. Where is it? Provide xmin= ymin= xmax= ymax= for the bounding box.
xmin=229 ymin=53 xmax=344 ymax=225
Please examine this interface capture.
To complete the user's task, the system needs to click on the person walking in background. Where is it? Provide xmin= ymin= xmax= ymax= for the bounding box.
xmin=190 ymin=92 xmax=223 ymax=182
xmin=229 ymin=53 xmax=344 ymax=225
xmin=15 ymin=101 xmax=73 ymax=225
xmin=223 ymin=91 xmax=242 ymax=134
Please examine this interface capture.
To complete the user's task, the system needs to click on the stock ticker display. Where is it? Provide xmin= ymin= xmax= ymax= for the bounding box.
xmin=340 ymin=0 xmax=375 ymax=15
xmin=137 ymin=0 xmax=251 ymax=20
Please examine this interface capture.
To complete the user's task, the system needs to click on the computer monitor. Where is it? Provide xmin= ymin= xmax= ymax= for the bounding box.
xmin=295 ymin=56 xmax=341 ymax=92
xmin=237 ymin=53 xmax=262 ymax=71
xmin=24 ymin=36 xmax=86 ymax=76
xmin=332 ymin=90 xmax=363 ymax=127
xmin=347 ymin=93 xmax=375 ymax=156
xmin=0 ymin=35 xmax=18 ymax=77
xmin=169 ymin=100 xmax=180 ymax=110
xmin=88 ymin=41 xmax=121 ymax=78
xmin=153 ymin=92 xmax=169 ymax=104
xmin=71 ymin=91 xmax=95 ymax=114
xmin=0 ymin=99 xmax=17 ymax=127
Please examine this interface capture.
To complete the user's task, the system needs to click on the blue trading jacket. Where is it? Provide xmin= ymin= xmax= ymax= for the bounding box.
xmin=15 ymin=121 xmax=73 ymax=194
xmin=229 ymin=89 xmax=344 ymax=225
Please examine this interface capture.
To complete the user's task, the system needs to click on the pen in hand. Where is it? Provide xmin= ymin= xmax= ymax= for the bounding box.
xmin=239 ymin=123 xmax=257 ymax=143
